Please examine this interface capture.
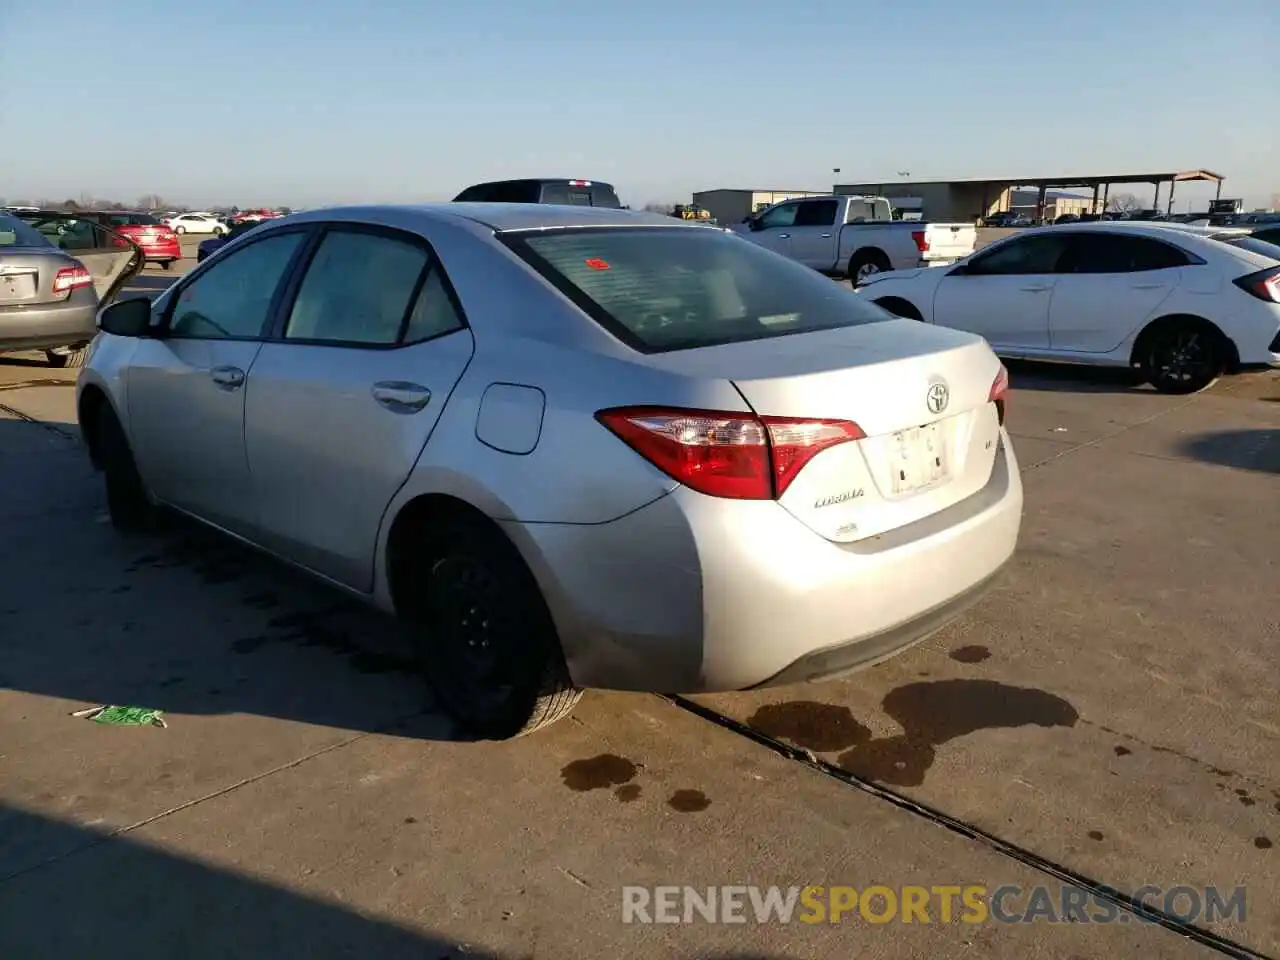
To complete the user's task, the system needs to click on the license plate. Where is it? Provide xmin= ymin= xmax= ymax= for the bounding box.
xmin=889 ymin=423 xmax=948 ymax=494
xmin=0 ymin=273 xmax=36 ymax=302
xmin=927 ymin=259 xmax=956 ymax=268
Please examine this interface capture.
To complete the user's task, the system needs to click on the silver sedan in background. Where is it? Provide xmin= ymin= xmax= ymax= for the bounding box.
xmin=1 ymin=212 xmax=141 ymax=367
xmin=78 ymin=205 xmax=1023 ymax=738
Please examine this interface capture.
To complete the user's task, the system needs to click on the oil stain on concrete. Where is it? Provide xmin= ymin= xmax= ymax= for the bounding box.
xmin=561 ymin=754 xmax=638 ymax=792
xmin=229 ymin=602 xmax=414 ymax=675
xmin=745 ymin=701 xmax=871 ymax=753
xmin=749 ymin=680 xmax=1078 ymax=788
xmin=668 ymin=789 xmax=711 ymax=813
xmin=949 ymin=645 xmax=991 ymax=664
xmin=614 ymin=783 xmax=642 ymax=803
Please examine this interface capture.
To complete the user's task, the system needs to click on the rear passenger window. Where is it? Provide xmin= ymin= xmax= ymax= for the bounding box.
xmin=404 ymin=269 xmax=466 ymax=342
xmin=285 ymin=230 xmax=429 ymax=345
xmin=794 ymin=200 xmax=838 ymax=227
xmin=1061 ymin=235 xmax=1189 ymax=273
xmin=541 ymin=183 xmax=571 ymax=204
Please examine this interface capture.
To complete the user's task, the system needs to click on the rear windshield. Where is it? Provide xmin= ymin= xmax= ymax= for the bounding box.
xmin=0 ymin=213 xmax=55 ymax=247
xmin=103 ymin=212 xmax=159 ymax=227
xmin=1221 ymin=236 xmax=1280 ymax=261
xmin=540 ymin=183 xmax=622 ymax=208
xmin=504 ymin=227 xmax=892 ymax=353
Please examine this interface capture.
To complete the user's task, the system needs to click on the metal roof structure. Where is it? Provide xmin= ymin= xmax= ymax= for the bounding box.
xmin=835 ymin=170 xmax=1225 ymax=188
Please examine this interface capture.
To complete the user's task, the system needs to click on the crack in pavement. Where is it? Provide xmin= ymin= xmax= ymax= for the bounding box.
xmin=0 ymin=402 xmax=80 ymax=441
xmin=1019 ymin=395 xmax=1201 ymax=473
xmin=0 ymin=712 xmax=428 ymax=887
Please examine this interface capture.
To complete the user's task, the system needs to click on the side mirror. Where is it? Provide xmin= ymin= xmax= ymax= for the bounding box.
xmin=748 ymin=217 xmax=764 ymax=232
xmin=99 ymin=297 xmax=154 ymax=338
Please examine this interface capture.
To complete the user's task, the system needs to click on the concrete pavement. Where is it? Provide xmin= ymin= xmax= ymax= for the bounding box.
xmin=0 ymin=304 xmax=1276 ymax=957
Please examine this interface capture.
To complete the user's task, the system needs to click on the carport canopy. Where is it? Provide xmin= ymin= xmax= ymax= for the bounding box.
xmin=956 ymin=169 xmax=1226 ymax=216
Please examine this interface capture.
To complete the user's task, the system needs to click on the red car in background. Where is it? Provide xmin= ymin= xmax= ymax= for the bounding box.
xmin=90 ymin=212 xmax=181 ymax=269
xmin=231 ymin=208 xmax=282 ymax=225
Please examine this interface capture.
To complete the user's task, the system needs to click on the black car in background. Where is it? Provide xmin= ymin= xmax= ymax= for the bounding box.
xmin=196 ymin=219 xmax=264 ymax=262
xmin=453 ymin=179 xmax=623 ymax=208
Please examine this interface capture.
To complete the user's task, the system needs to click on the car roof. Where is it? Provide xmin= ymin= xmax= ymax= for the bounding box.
xmin=287 ymin=203 xmax=696 ymax=233
xmin=1018 ymin=221 xmax=1227 ymax=241
xmin=465 ymin=178 xmax=616 ymax=188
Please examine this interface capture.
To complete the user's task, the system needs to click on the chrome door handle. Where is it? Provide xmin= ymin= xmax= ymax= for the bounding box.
xmin=1131 ymin=283 xmax=1166 ymax=290
xmin=820 ymin=233 xmax=832 ymax=238
xmin=210 ymin=365 xmax=245 ymax=389
xmin=1020 ymin=283 xmax=1052 ymax=292
xmin=776 ymin=233 xmax=790 ymax=239
xmin=372 ymin=381 xmax=431 ymax=414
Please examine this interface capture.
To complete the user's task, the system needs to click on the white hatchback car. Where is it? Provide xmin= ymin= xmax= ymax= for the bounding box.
xmin=860 ymin=222 xmax=1280 ymax=393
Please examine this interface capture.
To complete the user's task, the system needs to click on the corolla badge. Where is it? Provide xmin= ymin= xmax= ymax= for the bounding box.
xmin=926 ymin=381 xmax=950 ymax=415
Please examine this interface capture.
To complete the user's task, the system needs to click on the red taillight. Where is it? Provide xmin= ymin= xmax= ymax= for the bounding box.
xmin=569 ymin=179 xmax=593 ymax=187
xmin=911 ymin=230 xmax=929 ymax=253
xmin=596 ymin=407 xmax=865 ymax=500
xmin=989 ymin=364 xmax=1009 ymax=426
xmin=1232 ymin=267 xmax=1280 ymax=303
xmin=52 ymin=266 xmax=93 ymax=295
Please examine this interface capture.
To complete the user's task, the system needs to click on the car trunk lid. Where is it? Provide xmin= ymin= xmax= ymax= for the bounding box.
xmin=651 ymin=321 xmax=1006 ymax=542
xmin=0 ymin=260 xmax=40 ymax=304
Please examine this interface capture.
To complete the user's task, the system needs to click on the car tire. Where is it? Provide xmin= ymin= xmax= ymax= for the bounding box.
xmin=213 ymin=227 xmax=224 ymax=237
xmin=404 ymin=513 xmax=582 ymax=739
xmin=96 ymin=403 xmax=158 ymax=532
xmin=174 ymin=225 xmax=186 ymax=235
xmin=849 ymin=250 xmax=892 ymax=286
xmin=1138 ymin=319 xmax=1226 ymax=395
xmin=44 ymin=345 xmax=87 ymax=368
xmin=161 ymin=260 xmax=173 ymax=270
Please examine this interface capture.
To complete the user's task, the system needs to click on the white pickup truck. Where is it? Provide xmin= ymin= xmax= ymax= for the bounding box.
xmin=730 ymin=195 xmax=976 ymax=284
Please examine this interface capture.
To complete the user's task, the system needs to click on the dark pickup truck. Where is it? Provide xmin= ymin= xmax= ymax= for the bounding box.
xmin=453 ymin=179 xmax=622 ymax=208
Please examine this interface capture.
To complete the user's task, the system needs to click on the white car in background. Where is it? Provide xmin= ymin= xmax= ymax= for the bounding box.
xmin=165 ymin=213 xmax=228 ymax=236
xmin=859 ymin=222 xmax=1280 ymax=393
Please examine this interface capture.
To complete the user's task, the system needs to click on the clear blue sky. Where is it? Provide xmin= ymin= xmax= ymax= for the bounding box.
xmin=2 ymin=0 xmax=1275 ymax=210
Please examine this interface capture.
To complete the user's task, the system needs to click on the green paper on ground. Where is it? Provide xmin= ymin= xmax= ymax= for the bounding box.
xmin=71 ymin=705 xmax=168 ymax=728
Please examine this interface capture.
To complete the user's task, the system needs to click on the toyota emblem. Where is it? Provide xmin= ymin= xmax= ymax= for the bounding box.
xmin=926 ymin=381 xmax=950 ymax=414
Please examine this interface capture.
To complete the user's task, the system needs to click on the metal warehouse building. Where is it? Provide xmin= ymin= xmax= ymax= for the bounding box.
xmin=833 ymin=170 xmax=1225 ymax=222
xmin=690 ymin=188 xmax=829 ymax=226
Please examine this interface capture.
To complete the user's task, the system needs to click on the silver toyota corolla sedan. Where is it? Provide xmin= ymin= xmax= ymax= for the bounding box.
xmin=77 ymin=204 xmax=1023 ymax=738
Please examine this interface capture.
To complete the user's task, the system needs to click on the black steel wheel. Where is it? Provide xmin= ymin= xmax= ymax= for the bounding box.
xmin=407 ymin=515 xmax=580 ymax=738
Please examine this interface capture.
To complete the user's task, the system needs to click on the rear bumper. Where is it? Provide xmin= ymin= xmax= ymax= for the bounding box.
xmin=506 ymin=432 xmax=1023 ymax=693
xmin=0 ymin=297 xmax=97 ymax=352
xmin=137 ymin=240 xmax=181 ymax=261
xmin=751 ymin=562 xmax=1006 ymax=687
